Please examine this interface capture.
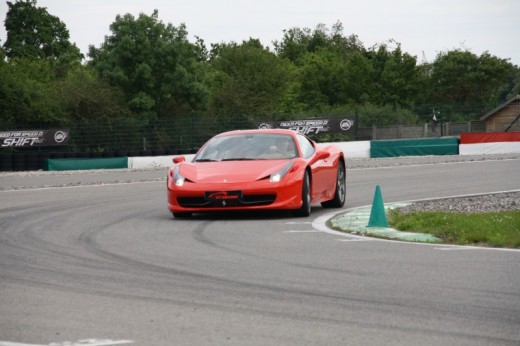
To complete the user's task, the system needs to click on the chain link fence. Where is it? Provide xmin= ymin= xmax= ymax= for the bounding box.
xmin=1 ymin=113 xmax=487 ymax=154
xmin=0 ymin=112 xmax=492 ymax=172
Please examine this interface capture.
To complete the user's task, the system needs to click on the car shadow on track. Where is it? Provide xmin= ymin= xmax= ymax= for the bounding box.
xmin=168 ymin=208 xmax=321 ymax=221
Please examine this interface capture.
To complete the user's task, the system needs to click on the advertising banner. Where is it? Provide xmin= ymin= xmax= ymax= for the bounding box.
xmin=0 ymin=129 xmax=70 ymax=147
xmin=255 ymin=118 xmax=355 ymax=135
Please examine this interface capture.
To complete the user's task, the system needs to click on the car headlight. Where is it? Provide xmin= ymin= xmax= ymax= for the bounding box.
xmin=173 ymin=166 xmax=186 ymax=187
xmin=270 ymin=161 xmax=294 ymax=183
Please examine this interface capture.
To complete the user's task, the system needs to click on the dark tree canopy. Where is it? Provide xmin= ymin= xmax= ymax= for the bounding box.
xmin=1 ymin=9 xmax=519 ymax=135
xmin=3 ymin=0 xmax=82 ymax=61
xmin=88 ymin=10 xmax=208 ymax=119
xmin=431 ymin=50 xmax=514 ymax=107
xmin=208 ymin=39 xmax=297 ymax=115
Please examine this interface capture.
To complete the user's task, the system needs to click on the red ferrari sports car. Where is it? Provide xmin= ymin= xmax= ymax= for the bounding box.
xmin=167 ymin=129 xmax=345 ymax=218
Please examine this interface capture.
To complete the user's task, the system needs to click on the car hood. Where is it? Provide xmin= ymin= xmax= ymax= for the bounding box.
xmin=179 ymin=160 xmax=291 ymax=184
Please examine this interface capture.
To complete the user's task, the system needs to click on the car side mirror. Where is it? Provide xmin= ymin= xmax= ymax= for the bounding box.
xmin=173 ymin=156 xmax=186 ymax=164
xmin=309 ymin=150 xmax=330 ymax=165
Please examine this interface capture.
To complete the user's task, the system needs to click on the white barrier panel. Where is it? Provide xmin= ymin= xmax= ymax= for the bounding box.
xmin=129 ymin=141 xmax=371 ymax=170
xmin=459 ymin=142 xmax=520 ymax=155
xmin=128 ymin=154 xmax=195 ymax=169
xmin=319 ymin=141 xmax=371 ymax=159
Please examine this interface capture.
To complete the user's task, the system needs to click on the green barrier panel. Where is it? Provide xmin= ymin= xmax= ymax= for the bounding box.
xmin=45 ymin=157 xmax=128 ymax=171
xmin=370 ymin=138 xmax=459 ymax=158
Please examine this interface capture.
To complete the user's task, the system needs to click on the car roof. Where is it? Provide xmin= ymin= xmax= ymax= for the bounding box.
xmin=215 ymin=129 xmax=298 ymax=137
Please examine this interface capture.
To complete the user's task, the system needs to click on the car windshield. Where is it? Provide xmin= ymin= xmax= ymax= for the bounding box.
xmin=194 ymin=133 xmax=298 ymax=161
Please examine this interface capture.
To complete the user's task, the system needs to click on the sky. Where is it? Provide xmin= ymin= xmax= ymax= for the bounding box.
xmin=0 ymin=0 xmax=518 ymax=66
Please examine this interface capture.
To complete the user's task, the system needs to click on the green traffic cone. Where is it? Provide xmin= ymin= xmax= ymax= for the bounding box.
xmin=368 ymin=185 xmax=388 ymax=227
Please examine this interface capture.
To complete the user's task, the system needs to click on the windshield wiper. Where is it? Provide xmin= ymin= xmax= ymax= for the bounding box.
xmin=221 ymin=157 xmax=260 ymax=161
xmin=194 ymin=158 xmax=219 ymax=162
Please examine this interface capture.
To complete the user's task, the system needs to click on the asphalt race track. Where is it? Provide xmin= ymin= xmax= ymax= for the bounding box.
xmin=1 ymin=156 xmax=519 ymax=346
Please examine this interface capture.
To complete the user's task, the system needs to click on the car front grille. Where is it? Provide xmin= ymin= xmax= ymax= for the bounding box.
xmin=177 ymin=194 xmax=276 ymax=208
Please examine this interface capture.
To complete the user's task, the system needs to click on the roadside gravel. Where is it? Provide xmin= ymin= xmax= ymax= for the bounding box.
xmin=346 ymin=153 xmax=520 ymax=214
xmin=345 ymin=152 xmax=520 ymax=169
xmin=397 ymin=191 xmax=520 ymax=213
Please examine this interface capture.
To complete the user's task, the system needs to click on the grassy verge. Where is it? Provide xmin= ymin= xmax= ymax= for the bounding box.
xmin=388 ymin=209 xmax=520 ymax=248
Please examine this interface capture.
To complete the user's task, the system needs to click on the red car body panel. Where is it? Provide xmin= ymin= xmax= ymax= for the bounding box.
xmin=167 ymin=129 xmax=344 ymax=215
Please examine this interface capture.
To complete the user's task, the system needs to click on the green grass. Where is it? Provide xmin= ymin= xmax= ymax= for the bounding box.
xmin=388 ymin=209 xmax=520 ymax=248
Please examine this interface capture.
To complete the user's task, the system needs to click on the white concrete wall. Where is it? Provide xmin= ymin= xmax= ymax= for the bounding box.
xmin=318 ymin=141 xmax=371 ymax=159
xmin=128 ymin=154 xmax=195 ymax=169
xmin=128 ymin=139 xmax=519 ymax=169
xmin=129 ymin=141 xmax=371 ymax=169
xmin=459 ymin=142 xmax=520 ymax=155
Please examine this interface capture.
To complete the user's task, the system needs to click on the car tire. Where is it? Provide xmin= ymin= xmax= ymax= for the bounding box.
xmin=293 ymin=171 xmax=311 ymax=217
xmin=321 ymin=160 xmax=346 ymax=208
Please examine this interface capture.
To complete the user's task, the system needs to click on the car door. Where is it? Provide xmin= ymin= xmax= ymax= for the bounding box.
xmin=296 ymin=134 xmax=330 ymax=200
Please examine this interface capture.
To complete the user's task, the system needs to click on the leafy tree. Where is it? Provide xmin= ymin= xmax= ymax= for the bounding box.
xmin=273 ymin=27 xmax=312 ymax=65
xmin=88 ymin=10 xmax=208 ymax=120
xmin=56 ymin=66 xmax=140 ymax=151
xmin=3 ymin=0 xmax=82 ymax=61
xmin=273 ymin=23 xmax=373 ymax=110
xmin=208 ymin=39 xmax=297 ymax=116
xmin=274 ymin=22 xmax=365 ymax=65
xmin=328 ymin=22 xmax=366 ymax=57
xmin=58 ymin=66 xmax=130 ymax=122
xmin=341 ymin=51 xmax=374 ymax=104
xmin=365 ymin=41 xmax=420 ymax=108
xmin=356 ymin=103 xmax=418 ymax=126
xmin=275 ymin=23 xmax=423 ymax=113
xmin=297 ymin=48 xmax=346 ymax=109
xmin=296 ymin=48 xmax=375 ymax=110
xmin=507 ymin=68 xmax=520 ymax=99
xmin=0 ymin=58 xmax=65 ymax=128
xmin=496 ymin=65 xmax=520 ymax=101
xmin=429 ymin=50 xmax=514 ymax=119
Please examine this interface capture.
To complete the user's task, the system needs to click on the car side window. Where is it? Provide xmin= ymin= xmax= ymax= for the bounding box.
xmin=296 ymin=134 xmax=315 ymax=159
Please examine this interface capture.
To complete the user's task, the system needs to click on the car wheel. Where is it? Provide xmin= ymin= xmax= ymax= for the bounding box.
xmin=172 ymin=212 xmax=192 ymax=218
xmin=321 ymin=160 xmax=346 ymax=208
xmin=293 ymin=171 xmax=311 ymax=217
